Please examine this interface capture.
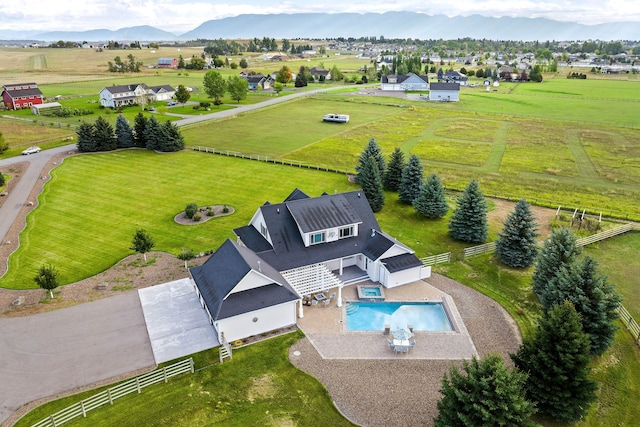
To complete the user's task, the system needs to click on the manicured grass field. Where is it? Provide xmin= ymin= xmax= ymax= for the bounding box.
xmin=0 ymin=118 xmax=74 ymax=158
xmin=14 ymin=331 xmax=355 ymax=427
xmin=1 ymin=150 xmax=356 ymax=289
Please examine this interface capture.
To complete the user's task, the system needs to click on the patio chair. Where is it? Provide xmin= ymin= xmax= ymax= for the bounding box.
xmin=311 ymin=299 xmax=318 ymax=306
xmin=409 ymin=339 xmax=416 ymax=348
xmin=329 ymin=292 xmax=336 ymax=300
xmin=387 ymin=339 xmax=394 ymax=350
xmin=323 ymin=299 xmax=330 ymax=307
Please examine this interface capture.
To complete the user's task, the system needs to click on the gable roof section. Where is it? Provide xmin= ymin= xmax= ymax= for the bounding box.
xmin=381 ymin=73 xmax=429 ymax=84
xmin=362 ymin=231 xmax=395 ymax=260
xmin=234 ymin=225 xmax=273 ymax=252
xmin=190 ymin=239 xmax=297 ymax=320
xmin=157 ymin=58 xmax=175 ymax=64
xmin=430 ymin=82 xmax=460 ymax=91
xmin=3 ymin=86 xmax=43 ymax=98
xmin=381 ymin=252 xmax=423 ymax=273
xmin=237 ymin=191 xmax=381 ymax=271
xmin=148 ymin=85 xmax=175 ymax=93
xmin=283 ymin=188 xmax=310 ymax=202
xmin=103 ymin=84 xmax=147 ymax=95
xmin=287 ymin=194 xmax=362 ymax=233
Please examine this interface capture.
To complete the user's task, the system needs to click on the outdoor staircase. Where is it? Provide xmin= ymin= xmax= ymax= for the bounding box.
xmin=345 ymin=301 xmax=359 ymax=315
xmin=342 ymin=274 xmax=370 ymax=286
xmin=219 ymin=334 xmax=232 ymax=363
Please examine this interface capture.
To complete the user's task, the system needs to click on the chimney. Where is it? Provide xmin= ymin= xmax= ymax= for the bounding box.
xmin=371 ymin=229 xmax=376 ymax=237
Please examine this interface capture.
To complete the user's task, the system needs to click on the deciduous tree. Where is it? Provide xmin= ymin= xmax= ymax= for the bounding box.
xmin=174 ymin=84 xmax=191 ymax=104
xmin=34 ymin=264 xmax=59 ymax=298
xmin=512 ymin=301 xmax=597 ymax=423
xmin=203 ymin=70 xmax=226 ymax=104
xmin=413 ymin=173 xmax=448 ymax=219
xmin=398 ymin=154 xmax=423 ymax=204
xmin=531 ymin=228 xmax=580 ymax=299
xmin=177 ymin=249 xmax=195 ymax=269
xmin=383 ymin=147 xmax=405 ymax=191
xmin=435 ymin=354 xmax=536 ymax=427
xmin=130 ymin=229 xmax=155 ymax=261
xmin=276 ymin=66 xmax=292 ymax=85
xmin=495 ymin=199 xmax=538 ymax=267
xmin=227 ymin=75 xmax=249 ymax=103
xmin=448 ymin=179 xmax=487 ymax=243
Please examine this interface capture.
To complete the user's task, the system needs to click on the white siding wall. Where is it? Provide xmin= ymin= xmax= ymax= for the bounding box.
xmin=383 ymin=265 xmax=424 ymax=289
xmin=430 ymin=90 xmax=459 ymax=102
xmin=217 ymin=301 xmax=297 ymax=342
xmin=231 ymin=271 xmax=275 ymax=294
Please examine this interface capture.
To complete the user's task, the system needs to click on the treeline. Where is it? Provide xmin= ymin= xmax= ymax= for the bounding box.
xmin=77 ymin=114 xmax=184 ymax=153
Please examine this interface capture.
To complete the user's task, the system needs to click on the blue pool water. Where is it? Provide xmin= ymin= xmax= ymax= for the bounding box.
xmin=361 ymin=287 xmax=382 ymax=297
xmin=346 ymin=302 xmax=453 ymax=332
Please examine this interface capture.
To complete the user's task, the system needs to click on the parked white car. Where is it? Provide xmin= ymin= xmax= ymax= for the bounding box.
xmin=22 ymin=146 xmax=41 ymax=155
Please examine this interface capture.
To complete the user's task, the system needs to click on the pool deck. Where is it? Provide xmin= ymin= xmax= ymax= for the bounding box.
xmin=297 ymin=280 xmax=477 ymax=360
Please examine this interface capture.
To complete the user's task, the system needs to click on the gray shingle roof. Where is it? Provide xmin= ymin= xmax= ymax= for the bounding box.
xmin=429 ymin=82 xmax=460 ymax=91
xmin=103 ymin=84 xmax=147 ymax=94
xmin=190 ymin=239 xmax=298 ymax=320
xmin=287 ymin=194 xmax=362 ymax=233
xmin=381 ymin=253 xmax=423 ymax=273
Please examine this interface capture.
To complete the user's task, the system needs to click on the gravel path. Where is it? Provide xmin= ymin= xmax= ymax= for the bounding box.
xmin=289 ymin=273 xmax=522 ymax=427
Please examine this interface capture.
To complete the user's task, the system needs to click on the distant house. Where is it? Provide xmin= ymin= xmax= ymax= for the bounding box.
xmin=2 ymin=82 xmax=44 ymax=110
xmin=242 ymin=74 xmax=274 ymax=90
xmin=429 ymin=82 xmax=460 ymax=102
xmin=443 ymin=71 xmax=469 ymax=86
xmin=309 ymin=66 xmax=330 ymax=81
xmin=380 ymin=73 xmax=429 ymax=91
xmin=99 ymin=83 xmax=175 ymax=108
xmin=190 ymin=189 xmax=430 ymax=342
xmin=157 ymin=58 xmax=177 ymax=69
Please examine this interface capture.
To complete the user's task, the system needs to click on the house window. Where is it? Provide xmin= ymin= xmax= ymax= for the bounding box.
xmin=310 ymin=232 xmax=325 ymax=245
xmin=339 ymin=226 xmax=353 ymax=238
xmin=260 ymin=224 xmax=268 ymax=238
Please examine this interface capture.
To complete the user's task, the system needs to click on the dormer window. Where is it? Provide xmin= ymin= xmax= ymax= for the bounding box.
xmin=260 ymin=224 xmax=268 ymax=238
xmin=310 ymin=232 xmax=325 ymax=245
xmin=339 ymin=226 xmax=354 ymax=238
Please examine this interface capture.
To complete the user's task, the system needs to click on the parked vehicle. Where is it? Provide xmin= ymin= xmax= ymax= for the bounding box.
xmin=167 ymin=101 xmax=177 ymax=106
xmin=323 ymin=114 xmax=350 ymax=123
xmin=22 ymin=146 xmax=41 ymax=155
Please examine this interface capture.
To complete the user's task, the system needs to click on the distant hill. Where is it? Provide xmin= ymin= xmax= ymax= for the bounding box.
xmin=1 ymin=13 xmax=637 ymax=42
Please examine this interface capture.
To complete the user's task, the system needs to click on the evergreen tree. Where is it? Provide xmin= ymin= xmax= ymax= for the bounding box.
xmin=448 ymin=180 xmax=488 ymax=243
xmin=76 ymin=121 xmax=96 ymax=152
xmin=358 ymin=156 xmax=385 ymax=212
xmin=531 ymin=228 xmax=580 ymax=299
xmin=355 ymin=138 xmax=385 ymax=183
xmin=398 ymin=154 xmax=423 ymax=204
xmin=158 ymin=121 xmax=185 ymax=152
xmin=495 ymin=199 xmax=539 ymax=268
xmin=435 ymin=354 xmax=536 ymax=427
xmin=93 ymin=116 xmax=116 ymax=151
xmin=540 ymin=256 xmax=621 ymax=355
xmin=133 ymin=112 xmax=148 ymax=148
xmin=115 ymin=114 xmax=134 ymax=148
xmin=413 ymin=173 xmax=448 ymax=219
xmin=383 ymin=147 xmax=405 ymax=191
xmin=144 ymin=115 xmax=161 ymax=151
xmin=512 ymin=301 xmax=597 ymax=423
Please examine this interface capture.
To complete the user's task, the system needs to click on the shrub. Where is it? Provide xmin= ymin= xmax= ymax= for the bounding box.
xmin=185 ymin=202 xmax=198 ymax=219
xmin=192 ymin=213 xmax=201 ymax=221
xmin=207 ymin=208 xmax=214 ymax=217
xmin=223 ymin=205 xmax=229 ymax=213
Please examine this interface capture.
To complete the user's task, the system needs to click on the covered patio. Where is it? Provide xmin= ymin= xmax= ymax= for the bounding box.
xmin=281 ymin=263 xmax=345 ymax=318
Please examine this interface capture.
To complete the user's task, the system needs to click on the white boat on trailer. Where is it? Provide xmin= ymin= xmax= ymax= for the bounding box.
xmin=323 ymin=113 xmax=350 ymax=123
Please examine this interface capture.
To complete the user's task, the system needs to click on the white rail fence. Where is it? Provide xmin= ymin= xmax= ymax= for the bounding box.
xmin=420 ymin=252 xmax=451 ymax=266
xmin=463 ymin=242 xmax=497 ymax=259
xmin=30 ymin=358 xmax=194 ymax=427
xmin=617 ymin=305 xmax=640 ymax=347
xmin=576 ymin=223 xmax=633 ymax=247
xmin=192 ymin=146 xmax=350 ymax=174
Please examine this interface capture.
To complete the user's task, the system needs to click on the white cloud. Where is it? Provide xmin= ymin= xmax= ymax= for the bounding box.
xmin=0 ymin=0 xmax=638 ymax=32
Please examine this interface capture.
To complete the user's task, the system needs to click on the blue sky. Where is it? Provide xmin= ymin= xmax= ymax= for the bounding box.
xmin=1 ymin=0 xmax=638 ymax=33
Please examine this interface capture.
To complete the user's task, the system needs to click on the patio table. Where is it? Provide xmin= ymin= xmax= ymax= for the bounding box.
xmin=314 ymin=293 xmax=327 ymax=301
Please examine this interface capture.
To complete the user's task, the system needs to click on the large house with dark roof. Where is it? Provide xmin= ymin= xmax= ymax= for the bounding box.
xmin=2 ymin=82 xmax=44 ymax=110
xmin=190 ymin=189 xmax=430 ymax=342
xmin=380 ymin=73 xmax=429 ymax=91
xmin=99 ymin=83 xmax=176 ymax=108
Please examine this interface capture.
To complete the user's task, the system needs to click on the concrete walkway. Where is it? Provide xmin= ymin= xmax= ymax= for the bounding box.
xmin=0 ymin=292 xmax=155 ymax=425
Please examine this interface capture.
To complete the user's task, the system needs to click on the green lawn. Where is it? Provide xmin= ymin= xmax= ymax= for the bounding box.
xmin=14 ymin=331 xmax=355 ymax=427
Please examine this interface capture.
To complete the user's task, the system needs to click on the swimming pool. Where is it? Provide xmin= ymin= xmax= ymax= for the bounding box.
xmin=346 ymin=301 xmax=453 ymax=332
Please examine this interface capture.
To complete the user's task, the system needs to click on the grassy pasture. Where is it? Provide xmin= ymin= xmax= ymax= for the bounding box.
xmin=0 ymin=118 xmax=74 ymax=157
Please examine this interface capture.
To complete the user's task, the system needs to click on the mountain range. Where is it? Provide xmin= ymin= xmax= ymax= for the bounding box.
xmin=1 ymin=12 xmax=637 ymax=43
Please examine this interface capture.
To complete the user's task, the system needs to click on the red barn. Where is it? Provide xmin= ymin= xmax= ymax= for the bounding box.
xmin=2 ymin=82 xmax=44 ymax=110
xmin=157 ymin=58 xmax=177 ymax=69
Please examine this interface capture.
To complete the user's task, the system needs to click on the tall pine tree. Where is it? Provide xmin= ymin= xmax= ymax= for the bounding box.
xmin=144 ymin=115 xmax=161 ymax=151
xmin=448 ymin=179 xmax=488 ymax=243
xmin=398 ymin=154 xmax=423 ymax=204
xmin=358 ymin=155 xmax=385 ymax=212
xmin=413 ymin=173 xmax=448 ymax=219
xmin=540 ymin=256 xmax=621 ymax=355
xmin=76 ymin=121 xmax=96 ymax=152
xmin=115 ymin=114 xmax=134 ymax=148
xmin=435 ymin=354 xmax=536 ymax=427
xmin=383 ymin=147 xmax=405 ymax=191
xmin=531 ymin=228 xmax=580 ymax=299
xmin=495 ymin=199 xmax=539 ymax=267
xmin=512 ymin=301 xmax=597 ymax=423
xmin=158 ymin=121 xmax=186 ymax=152
xmin=93 ymin=116 xmax=116 ymax=151
xmin=355 ymin=138 xmax=385 ymax=184
xmin=133 ymin=112 xmax=148 ymax=148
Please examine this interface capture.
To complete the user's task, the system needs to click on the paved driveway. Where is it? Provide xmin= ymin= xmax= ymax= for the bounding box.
xmin=0 ymin=292 xmax=155 ymax=424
